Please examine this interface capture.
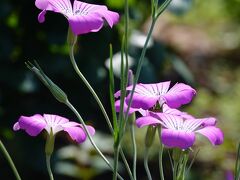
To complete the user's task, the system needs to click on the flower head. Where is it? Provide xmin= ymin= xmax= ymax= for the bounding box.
xmin=13 ymin=114 xmax=95 ymax=143
xmin=35 ymin=0 xmax=119 ymax=35
xmin=136 ymin=106 xmax=223 ymax=149
xmin=114 ymin=81 xmax=196 ymax=110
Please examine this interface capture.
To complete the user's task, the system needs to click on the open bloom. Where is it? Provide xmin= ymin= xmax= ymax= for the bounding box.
xmin=13 ymin=114 xmax=95 ymax=143
xmin=35 ymin=0 xmax=119 ymax=35
xmin=136 ymin=106 xmax=223 ymax=149
xmin=114 ymin=81 xmax=196 ymax=110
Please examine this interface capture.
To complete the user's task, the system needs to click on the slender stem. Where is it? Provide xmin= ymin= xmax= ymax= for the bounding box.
xmin=144 ymin=147 xmax=152 ymax=180
xmin=69 ymin=38 xmax=114 ymax=135
xmin=113 ymin=146 xmax=120 ymax=180
xmin=130 ymin=117 xmax=137 ymax=180
xmin=158 ymin=127 xmax=164 ymax=180
xmin=68 ymin=35 xmax=133 ymax=180
xmin=65 ymin=100 xmax=124 ymax=180
xmin=0 ymin=140 xmax=21 ymax=180
xmin=120 ymin=149 xmax=134 ymax=180
xmin=123 ymin=17 xmax=156 ymax=133
xmin=46 ymin=155 xmax=54 ymax=180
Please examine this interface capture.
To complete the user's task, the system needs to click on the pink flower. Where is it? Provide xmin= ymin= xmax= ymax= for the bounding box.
xmin=35 ymin=0 xmax=119 ymax=35
xmin=13 ymin=114 xmax=95 ymax=143
xmin=136 ymin=106 xmax=224 ymax=149
xmin=114 ymin=81 xmax=196 ymax=110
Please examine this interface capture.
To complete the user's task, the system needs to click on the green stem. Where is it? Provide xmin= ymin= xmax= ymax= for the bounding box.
xmin=65 ymin=100 xmax=124 ymax=180
xmin=144 ymin=147 xmax=152 ymax=180
xmin=46 ymin=155 xmax=54 ymax=180
xmin=130 ymin=116 xmax=137 ymax=180
xmin=69 ymin=34 xmax=133 ymax=180
xmin=158 ymin=127 xmax=164 ymax=180
xmin=120 ymin=149 xmax=134 ymax=180
xmin=69 ymin=37 xmax=114 ymax=135
xmin=123 ymin=17 xmax=156 ymax=133
xmin=113 ymin=145 xmax=120 ymax=180
xmin=0 ymin=140 xmax=21 ymax=180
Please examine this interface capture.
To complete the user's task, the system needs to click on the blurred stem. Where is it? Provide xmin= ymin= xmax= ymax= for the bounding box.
xmin=120 ymin=150 xmax=134 ymax=180
xmin=144 ymin=147 xmax=152 ymax=180
xmin=46 ymin=155 xmax=54 ymax=180
xmin=65 ymin=100 xmax=124 ymax=180
xmin=68 ymin=35 xmax=113 ymax=135
xmin=130 ymin=117 xmax=137 ymax=180
xmin=158 ymin=127 xmax=164 ymax=180
xmin=0 ymin=140 xmax=21 ymax=180
xmin=234 ymin=142 xmax=240 ymax=180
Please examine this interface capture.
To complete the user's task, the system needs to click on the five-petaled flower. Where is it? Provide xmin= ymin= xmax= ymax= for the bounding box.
xmin=136 ymin=105 xmax=224 ymax=149
xmin=114 ymin=81 xmax=196 ymax=110
xmin=35 ymin=0 xmax=119 ymax=35
xmin=13 ymin=114 xmax=95 ymax=143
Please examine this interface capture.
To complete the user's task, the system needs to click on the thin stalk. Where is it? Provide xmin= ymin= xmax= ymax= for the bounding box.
xmin=120 ymin=150 xmax=134 ymax=180
xmin=235 ymin=142 xmax=240 ymax=180
xmin=123 ymin=17 xmax=156 ymax=133
xmin=144 ymin=147 xmax=152 ymax=180
xmin=158 ymin=127 xmax=164 ymax=180
xmin=46 ymin=155 xmax=54 ymax=180
xmin=130 ymin=117 xmax=137 ymax=180
xmin=65 ymin=100 xmax=124 ymax=180
xmin=69 ymin=37 xmax=113 ymax=134
xmin=0 ymin=140 xmax=21 ymax=180
xmin=113 ymin=146 xmax=120 ymax=180
xmin=69 ymin=37 xmax=133 ymax=179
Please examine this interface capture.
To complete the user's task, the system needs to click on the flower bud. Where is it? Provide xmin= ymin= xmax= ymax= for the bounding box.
xmin=25 ymin=61 xmax=68 ymax=104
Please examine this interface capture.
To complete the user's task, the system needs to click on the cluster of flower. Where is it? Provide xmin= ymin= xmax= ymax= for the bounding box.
xmin=115 ymin=81 xmax=224 ymax=149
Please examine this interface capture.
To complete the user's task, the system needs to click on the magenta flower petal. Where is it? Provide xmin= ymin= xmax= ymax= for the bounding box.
xmin=63 ymin=125 xmax=95 ymax=143
xmin=68 ymin=14 xmax=104 ymax=35
xmin=35 ymin=0 xmax=119 ymax=35
xmin=200 ymin=117 xmax=217 ymax=126
xmin=115 ymin=99 xmax=138 ymax=115
xmin=136 ymin=116 xmax=161 ymax=128
xmin=162 ymin=83 xmax=196 ymax=108
xmin=35 ymin=0 xmax=50 ymax=10
xmin=126 ymin=93 xmax=159 ymax=110
xmin=196 ymin=126 xmax=224 ymax=145
xmin=13 ymin=114 xmax=46 ymax=136
xmin=161 ymin=129 xmax=195 ymax=149
xmin=73 ymin=0 xmax=119 ymax=28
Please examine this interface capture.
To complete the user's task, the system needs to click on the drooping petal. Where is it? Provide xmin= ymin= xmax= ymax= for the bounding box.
xmin=162 ymin=83 xmax=196 ymax=108
xmin=196 ymin=126 xmax=224 ymax=145
xmin=38 ymin=9 xmax=47 ymax=23
xmin=14 ymin=114 xmax=46 ymax=136
xmin=63 ymin=125 xmax=95 ymax=143
xmin=136 ymin=116 xmax=161 ymax=128
xmin=161 ymin=129 xmax=195 ymax=149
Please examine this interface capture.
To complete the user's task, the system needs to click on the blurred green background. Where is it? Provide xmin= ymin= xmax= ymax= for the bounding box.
xmin=0 ymin=0 xmax=240 ymax=179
